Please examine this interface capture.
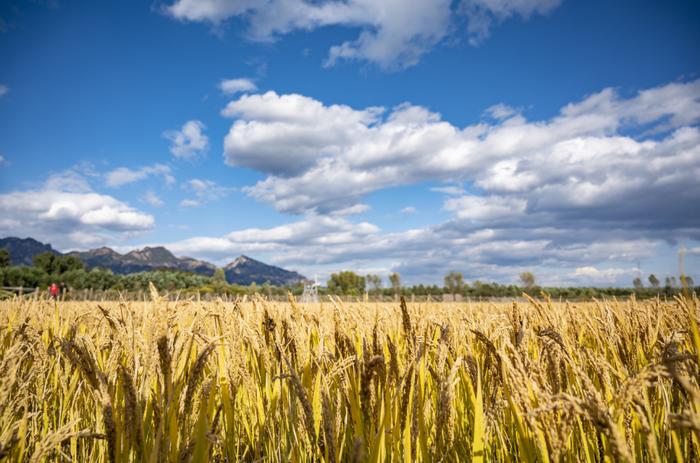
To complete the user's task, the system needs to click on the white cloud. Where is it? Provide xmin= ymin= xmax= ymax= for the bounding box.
xmin=571 ymin=266 xmax=634 ymax=284
xmin=143 ymin=190 xmax=165 ymax=207
xmin=204 ymin=78 xmax=700 ymax=283
xmin=444 ymin=195 xmax=526 ymax=221
xmin=0 ymin=175 xmax=155 ymax=249
xmin=460 ymin=0 xmax=561 ymax=45
xmin=401 ymin=206 xmax=416 ymax=215
xmin=179 ymin=178 xmax=234 ymax=207
xmin=165 ymin=214 xmax=381 ymax=263
xmin=220 ymin=77 xmax=257 ymax=95
xmin=430 ymin=185 xmax=466 ymax=196
xmin=0 ymin=85 xmax=8 ymax=98
xmin=163 ymin=120 xmax=209 ymax=160
xmin=165 ymin=0 xmax=560 ymax=69
xmin=220 ymin=80 xmax=700 ymax=237
xmin=106 ymin=164 xmax=175 ymax=187
xmin=160 ymin=213 xmax=673 ymax=286
xmin=180 ymin=199 xmax=201 ymax=208
xmin=330 ymin=204 xmax=370 ymax=216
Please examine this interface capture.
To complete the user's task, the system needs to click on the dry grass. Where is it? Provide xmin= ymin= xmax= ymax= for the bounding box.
xmin=0 ymin=288 xmax=699 ymax=462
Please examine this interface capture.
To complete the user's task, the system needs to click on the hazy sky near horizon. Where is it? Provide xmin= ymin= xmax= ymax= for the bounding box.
xmin=1 ymin=0 xmax=699 ymax=286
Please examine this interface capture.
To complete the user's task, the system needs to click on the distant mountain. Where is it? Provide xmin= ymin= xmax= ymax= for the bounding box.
xmin=1 ymin=236 xmax=306 ymax=286
xmin=224 ymin=255 xmax=306 ymax=286
xmin=68 ymin=246 xmax=217 ymax=276
xmin=0 ymin=237 xmax=61 ymax=265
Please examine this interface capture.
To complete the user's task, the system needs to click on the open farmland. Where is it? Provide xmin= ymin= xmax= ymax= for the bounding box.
xmin=1 ymin=290 xmax=699 ymax=462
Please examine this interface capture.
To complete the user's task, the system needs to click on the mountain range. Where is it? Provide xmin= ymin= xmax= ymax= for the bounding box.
xmin=0 ymin=237 xmax=306 ymax=286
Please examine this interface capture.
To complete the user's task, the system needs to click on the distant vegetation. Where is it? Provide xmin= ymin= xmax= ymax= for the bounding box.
xmin=0 ymin=249 xmax=695 ymax=300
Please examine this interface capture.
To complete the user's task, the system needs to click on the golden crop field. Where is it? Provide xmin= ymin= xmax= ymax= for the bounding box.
xmin=0 ymin=288 xmax=699 ymax=462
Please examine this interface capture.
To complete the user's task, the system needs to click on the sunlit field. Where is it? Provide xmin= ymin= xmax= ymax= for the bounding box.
xmin=1 ymin=288 xmax=699 ymax=462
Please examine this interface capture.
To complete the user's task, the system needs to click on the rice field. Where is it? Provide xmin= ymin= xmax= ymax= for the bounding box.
xmin=0 ymin=287 xmax=699 ymax=462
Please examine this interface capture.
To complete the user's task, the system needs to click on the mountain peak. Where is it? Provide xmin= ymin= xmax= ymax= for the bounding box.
xmin=226 ymin=255 xmax=257 ymax=268
xmin=0 ymin=236 xmax=59 ymax=265
xmin=91 ymin=246 xmax=117 ymax=255
xmin=223 ymin=255 xmax=305 ymax=286
xmin=2 ymin=236 xmax=304 ymax=286
xmin=126 ymin=246 xmax=175 ymax=262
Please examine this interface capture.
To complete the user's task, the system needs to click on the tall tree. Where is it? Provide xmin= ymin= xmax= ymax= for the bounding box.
xmin=680 ymin=275 xmax=694 ymax=288
xmin=444 ymin=271 xmax=465 ymax=296
xmin=389 ymin=272 xmax=401 ymax=295
xmin=327 ymin=271 xmax=366 ymax=295
xmin=213 ymin=268 xmax=226 ymax=283
xmin=0 ymin=249 xmax=10 ymax=268
xmin=648 ymin=274 xmax=660 ymax=288
xmin=32 ymin=252 xmax=56 ymax=274
xmin=519 ymin=271 xmax=536 ymax=289
xmin=56 ymin=255 xmax=84 ymax=274
xmin=632 ymin=277 xmax=644 ymax=290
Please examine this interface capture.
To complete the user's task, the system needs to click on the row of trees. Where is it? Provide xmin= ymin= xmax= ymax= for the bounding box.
xmin=325 ymin=269 xmax=696 ymax=299
xmin=326 ymin=270 xmax=538 ymax=296
xmin=1 ymin=249 xmax=696 ymax=299
xmin=633 ymin=274 xmax=694 ymax=289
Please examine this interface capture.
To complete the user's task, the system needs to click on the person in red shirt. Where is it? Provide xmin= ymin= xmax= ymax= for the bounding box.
xmin=49 ymin=282 xmax=59 ymax=300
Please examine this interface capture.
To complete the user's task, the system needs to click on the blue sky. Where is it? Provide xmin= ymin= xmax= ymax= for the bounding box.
xmin=1 ymin=0 xmax=699 ymax=286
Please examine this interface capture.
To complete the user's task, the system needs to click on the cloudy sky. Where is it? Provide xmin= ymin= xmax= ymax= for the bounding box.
xmin=1 ymin=0 xmax=699 ymax=286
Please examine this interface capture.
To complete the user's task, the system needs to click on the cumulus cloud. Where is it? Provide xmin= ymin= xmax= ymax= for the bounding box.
xmin=0 ymin=174 xmax=155 ymax=249
xmin=400 ymin=206 xmax=416 ymax=215
xmin=165 ymin=214 xmax=380 ymax=261
xmin=221 ymin=80 xmax=700 ymax=241
xmin=204 ymin=78 xmax=700 ymax=284
xmin=163 ymin=120 xmax=209 ymax=160
xmin=160 ymin=212 xmax=670 ymax=286
xmin=106 ymin=164 xmax=175 ymax=187
xmin=165 ymin=0 xmax=560 ymax=69
xmin=444 ymin=195 xmax=525 ymax=221
xmin=220 ymin=77 xmax=257 ymax=95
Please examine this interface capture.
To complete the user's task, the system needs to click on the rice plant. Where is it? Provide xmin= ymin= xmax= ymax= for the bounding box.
xmin=0 ymin=287 xmax=698 ymax=461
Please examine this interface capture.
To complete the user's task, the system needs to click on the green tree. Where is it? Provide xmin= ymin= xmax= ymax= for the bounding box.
xmin=0 ymin=249 xmax=10 ymax=268
xmin=56 ymin=255 xmax=84 ymax=274
xmin=33 ymin=252 xmax=57 ymax=274
xmin=444 ymin=271 xmax=465 ymax=296
xmin=365 ymin=274 xmax=382 ymax=293
xmin=648 ymin=274 xmax=660 ymax=288
xmin=0 ymin=266 xmax=49 ymax=288
xmin=327 ymin=271 xmax=366 ymax=295
xmin=633 ymin=277 xmax=644 ymax=291
xmin=680 ymin=275 xmax=695 ymax=289
xmin=519 ymin=271 xmax=536 ymax=289
xmin=389 ymin=272 xmax=401 ymax=295
xmin=213 ymin=268 xmax=226 ymax=282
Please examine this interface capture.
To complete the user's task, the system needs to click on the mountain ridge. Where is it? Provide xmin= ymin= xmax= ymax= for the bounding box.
xmin=0 ymin=237 xmax=306 ymax=286
xmin=224 ymin=254 xmax=306 ymax=286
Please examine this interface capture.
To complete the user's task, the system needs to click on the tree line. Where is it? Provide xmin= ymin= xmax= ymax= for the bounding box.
xmin=326 ymin=269 xmax=697 ymax=299
xmin=0 ymin=249 xmax=696 ymax=299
